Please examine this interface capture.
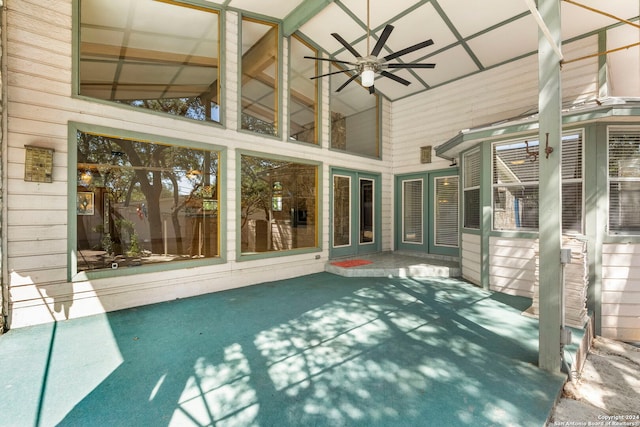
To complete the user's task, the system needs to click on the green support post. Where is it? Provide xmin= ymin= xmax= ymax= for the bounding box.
xmin=537 ymin=0 xmax=563 ymax=372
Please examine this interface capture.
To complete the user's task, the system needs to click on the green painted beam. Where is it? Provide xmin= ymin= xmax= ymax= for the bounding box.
xmin=537 ymin=0 xmax=563 ymax=373
xmin=282 ymin=0 xmax=334 ymax=37
xmin=598 ymin=31 xmax=608 ymax=98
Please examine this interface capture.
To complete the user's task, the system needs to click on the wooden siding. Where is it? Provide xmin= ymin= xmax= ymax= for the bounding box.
xmin=489 ymin=237 xmax=537 ymax=298
xmin=602 ymin=244 xmax=640 ymax=341
xmin=461 ymin=233 xmax=481 ymax=285
xmin=4 ymin=1 xmax=395 ymax=328
xmin=390 ymin=37 xmax=599 ymax=176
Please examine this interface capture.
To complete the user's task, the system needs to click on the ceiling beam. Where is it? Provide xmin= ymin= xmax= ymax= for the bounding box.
xmin=282 ymin=0 xmax=334 ymax=37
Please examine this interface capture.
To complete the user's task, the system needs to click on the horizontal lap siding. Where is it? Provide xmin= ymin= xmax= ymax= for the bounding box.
xmin=461 ymin=233 xmax=481 ymax=285
xmin=390 ymin=37 xmax=599 ymax=177
xmin=8 ymin=2 xmax=390 ymax=327
xmin=6 ymin=0 xmax=73 ymax=302
xmin=601 ymin=244 xmax=640 ymax=341
xmin=489 ymin=237 xmax=536 ymax=298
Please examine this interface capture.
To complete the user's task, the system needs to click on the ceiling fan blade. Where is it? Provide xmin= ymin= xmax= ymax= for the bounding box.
xmin=380 ymin=70 xmax=411 ymax=86
xmin=311 ymin=68 xmax=359 ymax=80
xmin=383 ymin=39 xmax=434 ymax=62
xmin=336 ymin=73 xmax=359 ymax=92
xmin=370 ymin=24 xmax=394 ymax=57
xmin=304 ymin=56 xmax=357 ymax=66
xmin=386 ymin=63 xmax=436 ymax=69
xmin=331 ymin=32 xmax=363 ymax=58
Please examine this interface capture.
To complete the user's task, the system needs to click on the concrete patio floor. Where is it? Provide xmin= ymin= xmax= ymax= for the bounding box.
xmin=0 ymin=273 xmax=567 ymax=426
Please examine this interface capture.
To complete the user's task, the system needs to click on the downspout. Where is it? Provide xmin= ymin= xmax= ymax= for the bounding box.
xmin=0 ymin=0 xmax=8 ymax=333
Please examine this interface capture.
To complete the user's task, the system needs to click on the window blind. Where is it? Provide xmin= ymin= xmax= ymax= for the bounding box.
xmin=402 ymin=179 xmax=423 ymax=243
xmin=435 ymin=176 xmax=459 ymax=247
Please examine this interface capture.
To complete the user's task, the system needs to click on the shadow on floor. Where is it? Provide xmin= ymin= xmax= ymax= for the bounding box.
xmin=0 ymin=273 xmax=566 ymax=426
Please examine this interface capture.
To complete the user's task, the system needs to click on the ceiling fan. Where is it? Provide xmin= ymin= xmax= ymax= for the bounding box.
xmin=304 ymin=0 xmax=436 ymax=94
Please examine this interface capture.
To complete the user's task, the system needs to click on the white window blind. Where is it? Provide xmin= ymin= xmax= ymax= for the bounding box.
xmin=402 ymin=179 xmax=423 ymax=244
xmin=608 ymin=127 xmax=640 ymax=234
xmin=435 ymin=176 xmax=459 ymax=247
xmin=492 ymin=133 xmax=583 ymax=232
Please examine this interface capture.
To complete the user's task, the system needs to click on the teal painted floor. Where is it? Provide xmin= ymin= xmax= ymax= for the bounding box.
xmin=0 ymin=273 xmax=566 ymax=427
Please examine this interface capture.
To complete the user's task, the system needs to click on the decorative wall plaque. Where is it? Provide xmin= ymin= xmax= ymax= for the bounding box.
xmin=24 ymin=145 xmax=54 ymax=183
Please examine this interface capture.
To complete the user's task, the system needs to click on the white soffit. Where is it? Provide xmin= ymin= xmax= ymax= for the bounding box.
xmin=414 ymin=45 xmax=479 ymax=87
xmin=383 ymin=2 xmax=457 ymax=64
xmin=607 ymin=25 xmax=640 ymax=97
xmin=374 ymin=69 xmax=426 ymax=101
xmin=340 ymin=0 xmax=397 ymax=29
xmin=227 ymin=0 xmax=303 ymax=19
xmin=299 ymin=3 xmax=365 ymax=55
xmin=467 ymin=15 xmax=538 ymax=68
xmin=438 ymin=0 xmax=528 ymax=38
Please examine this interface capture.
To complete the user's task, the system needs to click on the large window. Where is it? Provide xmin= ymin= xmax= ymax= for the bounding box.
xmin=79 ymin=0 xmax=221 ymax=122
xmin=492 ymin=133 xmax=583 ymax=233
xmin=75 ymin=130 xmax=220 ymax=273
xmin=240 ymin=155 xmax=318 ymax=254
xmin=241 ymin=18 xmax=279 ymax=136
xmin=330 ymin=64 xmax=379 ymax=158
xmin=289 ymin=35 xmax=318 ymax=144
xmin=608 ymin=127 xmax=640 ymax=235
xmin=463 ymin=150 xmax=480 ymax=229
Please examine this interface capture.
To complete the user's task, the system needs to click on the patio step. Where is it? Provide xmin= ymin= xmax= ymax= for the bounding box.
xmin=326 ymin=252 xmax=461 ymax=278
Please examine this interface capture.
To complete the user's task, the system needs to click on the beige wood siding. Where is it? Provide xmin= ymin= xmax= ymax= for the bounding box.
xmin=602 ymin=244 xmax=640 ymax=341
xmin=489 ymin=237 xmax=537 ymax=298
xmin=461 ymin=233 xmax=481 ymax=285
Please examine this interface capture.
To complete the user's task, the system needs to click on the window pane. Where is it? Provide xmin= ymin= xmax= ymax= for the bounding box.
xmin=76 ymin=131 xmax=220 ymax=272
xmin=241 ymin=155 xmax=317 ymax=253
xmin=289 ymin=36 xmax=318 ymax=144
xmin=563 ymin=182 xmax=583 ymax=233
xmin=330 ymin=64 xmax=379 ymax=157
xmin=360 ymin=179 xmax=375 ymax=244
xmin=403 ymin=180 xmax=423 ymax=244
xmin=80 ymin=0 xmax=221 ymax=122
xmin=435 ymin=177 xmax=459 ymax=247
xmin=241 ymin=18 xmax=278 ymax=136
xmin=463 ymin=149 xmax=480 ymax=229
xmin=492 ymin=133 xmax=583 ymax=232
xmin=333 ymin=176 xmax=351 ymax=247
xmin=464 ymin=189 xmax=480 ymax=229
xmin=608 ymin=128 xmax=640 ymax=234
xmin=493 ymin=186 xmax=539 ymax=230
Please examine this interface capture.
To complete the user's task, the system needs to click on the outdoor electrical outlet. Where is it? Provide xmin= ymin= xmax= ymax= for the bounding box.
xmin=560 ymin=248 xmax=572 ymax=265
xmin=560 ymin=327 xmax=572 ymax=345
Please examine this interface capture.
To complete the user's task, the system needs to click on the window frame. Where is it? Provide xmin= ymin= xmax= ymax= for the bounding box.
xmin=462 ymin=148 xmax=481 ymax=230
xmin=75 ymin=0 xmax=224 ymax=126
xmin=236 ymin=150 xmax=322 ymax=261
xmin=238 ymin=15 xmax=282 ymax=138
xmin=68 ymin=122 xmax=227 ymax=282
xmin=329 ymin=63 xmax=381 ymax=159
xmin=491 ymin=130 xmax=584 ymax=234
xmin=607 ymin=125 xmax=640 ymax=236
xmin=288 ymin=34 xmax=320 ymax=146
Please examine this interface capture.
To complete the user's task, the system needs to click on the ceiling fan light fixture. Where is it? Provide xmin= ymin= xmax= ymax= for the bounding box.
xmin=361 ymin=66 xmax=375 ymax=87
